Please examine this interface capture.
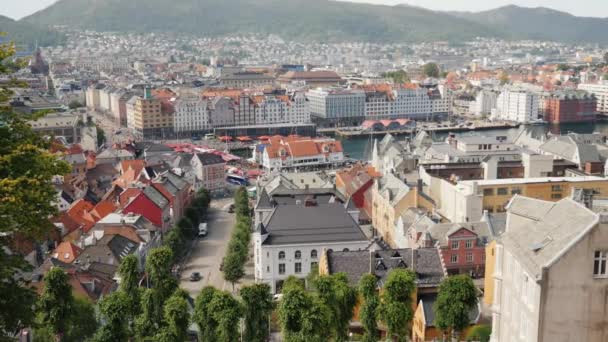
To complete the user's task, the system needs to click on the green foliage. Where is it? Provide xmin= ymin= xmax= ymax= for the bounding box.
xmin=604 ymin=52 xmax=608 ymax=65
xmin=164 ymin=227 xmax=185 ymax=260
xmin=222 ymin=187 xmax=252 ymax=287
xmin=434 ymin=275 xmax=478 ymax=336
xmin=378 ymin=269 xmax=416 ymax=342
xmin=0 ymin=38 xmax=69 ymax=340
xmin=0 ymin=16 xmax=65 ymax=48
xmin=157 ymin=291 xmax=191 ymax=342
xmin=381 ymin=70 xmax=410 ymax=84
xmin=209 ymin=291 xmax=243 ymax=342
xmin=117 ymin=254 xmax=141 ymax=331
xmin=359 ymin=273 xmax=380 ymax=342
xmin=466 ymin=324 xmax=492 ymax=342
xmin=95 ymin=291 xmax=131 ymax=342
xmin=557 ymin=63 xmax=571 ymax=71
xmin=194 ymin=286 xmax=220 ymax=342
xmin=37 ymin=268 xmax=73 ymax=336
xmin=423 ymin=63 xmax=440 ymax=78
xmin=313 ymin=273 xmax=358 ymax=342
xmin=185 ymin=206 xmax=200 ymax=225
xmin=241 ymin=283 xmax=274 ymax=342
xmin=603 ymin=74 xmax=608 ymax=81
xmin=96 ymin=126 xmax=106 ymax=147
xmin=68 ymin=100 xmax=83 ymax=109
xmin=65 ymin=297 xmax=97 ymax=342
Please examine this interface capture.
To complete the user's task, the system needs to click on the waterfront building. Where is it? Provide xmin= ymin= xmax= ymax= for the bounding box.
xmin=277 ymin=70 xmax=343 ymax=88
xmin=219 ymin=70 xmax=275 ymax=88
xmin=307 ymin=88 xmax=366 ymax=125
xmin=487 ymin=196 xmax=608 ymax=342
xmin=172 ymin=95 xmax=209 ymax=134
xmin=491 ymin=89 xmax=540 ymax=123
xmin=473 ymin=90 xmax=498 ymax=117
xmin=578 ymin=81 xmax=608 ymax=114
xmin=543 ymin=91 xmax=596 ymax=123
xmin=260 ymin=136 xmax=345 ymax=170
xmin=420 ymin=135 xmax=521 ymax=164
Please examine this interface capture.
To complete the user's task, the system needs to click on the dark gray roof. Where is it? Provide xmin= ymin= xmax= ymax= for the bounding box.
xmin=327 ymin=248 xmax=445 ymax=288
xmin=420 ymin=293 xmax=479 ymax=327
xmin=143 ymin=185 xmax=169 ymax=208
xmin=164 ymin=171 xmax=189 ymax=191
xmin=255 ymin=188 xmax=273 ymax=210
xmin=262 ymin=204 xmax=367 ymax=245
xmin=100 ymin=234 xmax=139 ymax=261
xmin=145 ymin=143 xmax=174 ymax=153
xmin=196 ymin=152 xmax=225 ymax=165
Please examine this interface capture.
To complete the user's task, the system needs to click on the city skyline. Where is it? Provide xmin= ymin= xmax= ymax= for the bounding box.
xmin=2 ymin=0 xmax=608 ymax=20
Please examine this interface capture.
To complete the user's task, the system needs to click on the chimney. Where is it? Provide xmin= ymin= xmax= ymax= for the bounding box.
xmin=410 ymin=248 xmax=416 ymax=273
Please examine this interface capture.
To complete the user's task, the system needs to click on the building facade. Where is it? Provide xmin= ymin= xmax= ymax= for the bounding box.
xmin=492 ymin=89 xmax=539 ymax=123
xmin=578 ymin=81 xmax=608 ymax=114
xmin=543 ymin=92 xmax=597 ymax=123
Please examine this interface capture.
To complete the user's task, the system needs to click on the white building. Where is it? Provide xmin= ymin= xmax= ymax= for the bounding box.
xmin=474 ymin=90 xmax=498 ymax=117
xmin=288 ymin=91 xmax=310 ymax=123
xmin=172 ymin=96 xmax=209 ymax=133
xmin=254 ymin=95 xmax=290 ymax=125
xmin=578 ymin=81 xmax=608 ymax=114
xmin=491 ymin=89 xmax=539 ymax=123
xmin=306 ymin=88 xmax=366 ymax=122
xmin=254 ymin=199 xmax=369 ymax=293
xmin=261 ymin=137 xmax=344 ymax=170
xmin=490 ymin=196 xmax=608 ymax=342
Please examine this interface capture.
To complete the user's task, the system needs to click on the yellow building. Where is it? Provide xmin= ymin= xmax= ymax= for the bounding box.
xmin=126 ymin=92 xmax=173 ymax=139
xmin=483 ymin=240 xmax=497 ymax=306
xmin=371 ymin=174 xmax=434 ymax=246
xmin=412 ymin=294 xmax=479 ymax=342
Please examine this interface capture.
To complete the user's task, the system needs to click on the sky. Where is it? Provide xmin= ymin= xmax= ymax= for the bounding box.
xmin=1 ymin=0 xmax=607 ymax=20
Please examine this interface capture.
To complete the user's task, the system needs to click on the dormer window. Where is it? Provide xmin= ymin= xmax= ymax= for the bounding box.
xmin=278 ymin=251 xmax=285 ymax=260
xmin=375 ymin=260 xmax=387 ymax=271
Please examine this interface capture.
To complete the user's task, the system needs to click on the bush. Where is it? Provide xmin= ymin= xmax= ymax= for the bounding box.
xmin=466 ymin=324 xmax=491 ymax=342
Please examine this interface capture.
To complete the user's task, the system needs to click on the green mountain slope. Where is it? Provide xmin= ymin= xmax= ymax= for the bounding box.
xmin=22 ymin=0 xmax=502 ymax=42
xmin=453 ymin=5 xmax=608 ymax=44
xmin=0 ymin=15 xmax=65 ymax=48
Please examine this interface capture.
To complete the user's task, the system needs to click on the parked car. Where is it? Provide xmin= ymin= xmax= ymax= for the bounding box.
xmin=198 ymin=223 xmax=208 ymax=237
xmin=189 ymin=272 xmax=202 ymax=281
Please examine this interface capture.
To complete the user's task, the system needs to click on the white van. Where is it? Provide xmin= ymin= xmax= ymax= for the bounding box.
xmin=198 ymin=223 xmax=208 ymax=237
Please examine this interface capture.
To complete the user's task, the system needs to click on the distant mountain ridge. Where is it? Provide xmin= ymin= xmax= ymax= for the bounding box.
xmin=10 ymin=1 xmax=608 ymax=44
xmin=0 ymin=15 xmax=64 ymax=48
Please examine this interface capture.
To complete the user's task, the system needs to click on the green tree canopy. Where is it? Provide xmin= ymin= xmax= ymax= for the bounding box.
xmin=209 ymin=291 xmax=243 ymax=342
xmin=378 ymin=269 xmax=416 ymax=342
xmin=156 ymin=291 xmax=190 ymax=342
xmin=423 ymin=63 xmax=440 ymax=78
xmin=37 ymin=268 xmax=74 ymax=337
xmin=381 ymin=70 xmax=410 ymax=84
xmin=359 ymin=273 xmax=380 ymax=342
xmin=240 ymin=283 xmax=274 ymax=342
xmin=434 ymin=275 xmax=478 ymax=338
xmin=194 ymin=286 xmax=220 ymax=342
xmin=313 ymin=273 xmax=358 ymax=342
xmin=94 ymin=291 xmax=131 ymax=342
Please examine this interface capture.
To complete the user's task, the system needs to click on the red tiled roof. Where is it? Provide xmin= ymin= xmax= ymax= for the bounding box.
xmin=52 ymin=241 xmax=82 ymax=263
xmin=90 ymin=200 xmax=117 ymax=221
xmin=119 ymin=188 xmax=142 ymax=208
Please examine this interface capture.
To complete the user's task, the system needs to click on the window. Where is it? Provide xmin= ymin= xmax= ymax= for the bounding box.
xmin=497 ymin=188 xmax=508 ymax=195
xmin=279 ymin=263 xmax=286 ymax=275
xmin=343 ymin=248 xmax=350 ymax=252
xmin=511 ymin=187 xmax=522 ymax=195
xmin=266 ymin=266 xmax=270 ymax=272
xmin=451 ymin=241 xmax=459 ymax=249
xmin=551 ymin=185 xmax=562 ymax=192
xmin=311 ymin=261 xmax=318 ymax=269
xmin=295 ymin=262 xmax=302 ymax=274
xmin=278 ymin=251 xmax=285 ymax=260
xmin=450 ymin=254 xmax=458 ymax=264
xmin=295 ymin=250 xmax=301 ymax=259
xmin=466 ymin=253 xmax=474 ymax=263
xmin=551 ymin=193 xmax=562 ymax=199
xmin=483 ymin=188 xmax=494 ymax=196
xmin=311 ymin=250 xmax=318 ymax=258
xmin=465 ymin=240 xmax=473 ymax=249
xmin=594 ymin=251 xmax=607 ymax=277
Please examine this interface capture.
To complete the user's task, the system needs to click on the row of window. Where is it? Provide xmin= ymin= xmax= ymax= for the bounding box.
xmin=451 ymin=240 xmax=475 ymax=249
xmin=450 ymin=252 xmax=484 ymax=264
xmin=483 ymin=187 xmax=522 ymax=196
xmin=279 ymin=250 xmax=317 ymax=260
xmin=277 ymin=261 xmax=318 ymax=275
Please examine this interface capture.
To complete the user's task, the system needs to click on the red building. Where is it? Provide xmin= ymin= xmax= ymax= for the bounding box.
xmin=335 ymin=163 xmax=381 ymax=222
xmin=543 ymin=92 xmax=596 ymax=123
xmin=412 ymin=220 xmax=497 ymax=278
xmin=122 ymin=186 xmax=171 ymax=230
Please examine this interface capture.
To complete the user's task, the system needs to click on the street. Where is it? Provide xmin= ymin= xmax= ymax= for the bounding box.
xmin=179 ymin=198 xmax=237 ymax=296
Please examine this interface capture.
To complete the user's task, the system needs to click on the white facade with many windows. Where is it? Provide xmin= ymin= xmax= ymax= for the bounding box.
xmin=578 ymin=81 xmax=608 ymax=114
xmin=173 ymin=96 xmax=209 ymax=133
xmin=491 ymin=89 xmax=539 ymax=123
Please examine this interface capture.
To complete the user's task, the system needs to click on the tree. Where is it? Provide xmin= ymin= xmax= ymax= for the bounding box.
xmin=0 ymin=39 xmax=69 ymax=339
xmin=64 ymin=297 xmax=97 ymax=342
xmin=466 ymin=324 xmax=491 ymax=342
xmin=278 ymin=277 xmax=330 ymax=342
xmin=222 ymin=251 xmax=245 ymax=291
xmin=499 ymin=72 xmax=510 ymax=85
xmin=423 ymin=63 xmax=440 ymax=78
xmin=37 ymin=268 xmax=74 ymax=338
xmin=209 ymin=291 xmax=243 ymax=342
xmin=313 ymin=273 xmax=357 ymax=342
xmin=155 ymin=291 xmax=190 ymax=342
xmin=241 ymin=283 xmax=274 ymax=342
xmin=117 ymin=254 xmax=141 ymax=331
xmin=194 ymin=286 xmax=220 ymax=342
xmin=185 ymin=206 xmax=200 ymax=226
xmin=141 ymin=247 xmax=177 ymax=331
xmin=381 ymin=70 xmax=409 ymax=84
xmin=359 ymin=273 xmax=380 ymax=342
xmin=164 ymin=228 xmax=185 ymax=260
xmin=177 ymin=216 xmax=195 ymax=240
xmin=557 ymin=63 xmax=571 ymax=71
xmin=378 ymin=269 xmax=416 ymax=342
xmin=96 ymin=126 xmax=106 ymax=147
xmin=434 ymin=275 xmax=478 ymax=340
xmin=94 ymin=291 xmax=131 ymax=342
xmin=68 ymin=100 xmax=82 ymax=109
xmin=603 ymin=74 xmax=608 ymax=81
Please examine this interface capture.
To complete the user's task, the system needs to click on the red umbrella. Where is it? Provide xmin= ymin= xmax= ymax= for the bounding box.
xmin=218 ymin=136 xmax=233 ymax=141
xmin=237 ymin=136 xmax=253 ymax=142
xmin=257 ymin=135 xmax=271 ymax=140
